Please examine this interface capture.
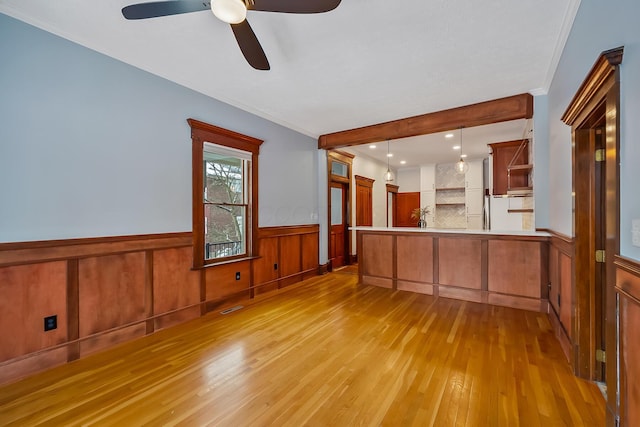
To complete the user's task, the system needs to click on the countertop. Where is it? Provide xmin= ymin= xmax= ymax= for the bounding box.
xmin=350 ymin=226 xmax=551 ymax=238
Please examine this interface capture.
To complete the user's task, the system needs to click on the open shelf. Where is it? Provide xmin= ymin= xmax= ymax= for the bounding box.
xmin=507 ymin=164 xmax=533 ymax=172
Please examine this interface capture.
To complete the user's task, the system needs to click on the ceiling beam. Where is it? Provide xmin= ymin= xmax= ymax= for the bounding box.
xmin=318 ymin=93 xmax=533 ymax=150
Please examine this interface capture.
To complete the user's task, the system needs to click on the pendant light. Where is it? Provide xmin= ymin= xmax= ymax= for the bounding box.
xmin=385 ymin=140 xmax=394 ymax=182
xmin=455 ymin=126 xmax=469 ymax=174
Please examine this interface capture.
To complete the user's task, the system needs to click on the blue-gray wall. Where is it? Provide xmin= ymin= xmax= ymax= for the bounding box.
xmin=533 ymin=94 xmax=550 ymax=229
xmin=547 ymin=0 xmax=640 ymax=260
xmin=0 ymin=13 xmax=319 ymax=243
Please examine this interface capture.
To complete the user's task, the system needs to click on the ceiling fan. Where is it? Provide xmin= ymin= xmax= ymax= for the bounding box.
xmin=122 ymin=0 xmax=341 ymax=70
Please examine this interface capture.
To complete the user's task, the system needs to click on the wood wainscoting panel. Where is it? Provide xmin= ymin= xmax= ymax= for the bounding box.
xmin=154 ymin=306 xmax=202 ymax=331
xmin=559 ymin=252 xmax=573 ymax=337
xmin=487 ymin=240 xmax=541 ymax=298
xmin=396 ymin=235 xmax=433 ymax=283
xmin=397 ymin=281 xmax=434 ymax=295
xmin=549 ymin=244 xmax=560 ymax=314
xmin=361 ymin=276 xmax=393 ymax=289
xmin=360 ymin=234 xmax=393 ymax=279
xmin=301 ymin=232 xmax=319 ymax=275
xmin=78 ymin=252 xmax=146 ymax=338
xmin=438 ymin=286 xmax=483 ymax=304
xmin=79 ymin=323 xmax=147 ymax=357
xmin=620 ymin=295 xmax=640 ymax=427
xmin=0 ymin=346 xmax=68 ymax=386
xmin=616 ymin=256 xmax=640 ymax=427
xmin=205 ymin=260 xmax=251 ymax=301
xmin=438 ymin=237 xmax=482 ymax=289
xmin=279 ymin=235 xmax=302 ymax=288
xmin=487 ymin=294 xmax=547 ymax=312
xmin=153 ymin=247 xmax=201 ymax=315
xmin=0 ymin=262 xmax=68 ymax=362
xmin=252 ymin=237 xmax=279 ymax=295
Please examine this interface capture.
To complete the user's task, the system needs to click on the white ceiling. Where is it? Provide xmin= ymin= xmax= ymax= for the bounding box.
xmin=344 ymin=118 xmax=530 ymax=170
xmin=0 ymin=0 xmax=579 ymax=138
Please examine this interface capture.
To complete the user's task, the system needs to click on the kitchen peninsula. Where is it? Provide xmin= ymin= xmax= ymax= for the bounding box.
xmin=353 ymin=226 xmax=550 ymax=312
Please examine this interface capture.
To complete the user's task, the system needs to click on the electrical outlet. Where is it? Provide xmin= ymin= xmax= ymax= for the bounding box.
xmin=44 ymin=315 xmax=57 ymax=332
xmin=235 ymin=272 xmax=240 ymax=280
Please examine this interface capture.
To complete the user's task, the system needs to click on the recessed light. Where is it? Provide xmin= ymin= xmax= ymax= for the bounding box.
xmin=461 ymin=154 xmax=468 ymax=158
xmin=445 ymin=133 xmax=454 ymax=138
xmin=400 ymin=160 xmax=407 ymax=165
xmin=369 ymin=144 xmax=376 ymax=149
xmin=453 ymin=145 xmax=460 ymax=150
xmin=386 ymin=153 xmax=393 ymax=157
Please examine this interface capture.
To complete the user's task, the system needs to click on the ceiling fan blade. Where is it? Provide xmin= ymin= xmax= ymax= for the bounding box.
xmin=230 ymin=20 xmax=270 ymax=70
xmin=122 ymin=0 xmax=210 ymax=20
xmin=250 ymin=0 xmax=341 ymax=14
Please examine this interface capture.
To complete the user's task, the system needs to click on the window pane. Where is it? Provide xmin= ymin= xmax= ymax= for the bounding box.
xmin=331 ymin=161 xmax=348 ymax=177
xmin=204 ymin=204 xmax=246 ymax=259
xmin=204 ymin=151 xmax=245 ymax=204
xmin=331 ymin=187 xmax=343 ymax=225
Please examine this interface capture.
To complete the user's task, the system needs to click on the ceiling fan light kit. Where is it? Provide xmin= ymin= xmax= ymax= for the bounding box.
xmin=121 ymin=0 xmax=342 ymax=70
xmin=211 ymin=0 xmax=247 ymax=24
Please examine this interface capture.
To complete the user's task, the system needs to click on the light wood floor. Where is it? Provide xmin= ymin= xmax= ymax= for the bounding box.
xmin=0 ymin=269 xmax=605 ymax=426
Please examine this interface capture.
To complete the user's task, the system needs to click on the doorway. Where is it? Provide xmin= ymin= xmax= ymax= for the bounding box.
xmin=574 ymin=102 xmax=606 ymax=382
xmin=327 ymin=150 xmax=354 ymax=270
xmin=330 ymin=182 xmax=348 ymax=268
xmin=561 ymin=47 xmax=622 ymax=420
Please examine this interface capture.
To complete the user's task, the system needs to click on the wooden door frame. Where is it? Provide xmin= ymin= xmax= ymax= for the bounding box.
xmin=386 ymin=184 xmax=399 ymax=227
xmin=562 ymin=46 xmax=623 ymax=422
xmin=327 ymin=150 xmax=354 ymax=270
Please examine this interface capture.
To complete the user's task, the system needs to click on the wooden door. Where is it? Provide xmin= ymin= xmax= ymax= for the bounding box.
xmin=330 ymin=182 xmax=348 ymax=269
xmin=355 ymin=176 xmax=374 ymax=226
xmin=394 ymin=192 xmax=420 ymax=227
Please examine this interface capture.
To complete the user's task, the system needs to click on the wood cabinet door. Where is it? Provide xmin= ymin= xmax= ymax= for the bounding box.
xmin=466 ymin=160 xmax=484 ymax=190
xmin=394 ymin=192 xmax=420 ymax=227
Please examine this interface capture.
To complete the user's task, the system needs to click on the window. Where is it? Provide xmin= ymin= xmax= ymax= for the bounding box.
xmin=188 ymin=119 xmax=262 ymax=268
xmin=203 ymin=144 xmax=250 ymax=260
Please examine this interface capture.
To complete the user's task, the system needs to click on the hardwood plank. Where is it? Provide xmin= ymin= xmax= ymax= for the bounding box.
xmin=0 ymin=271 xmax=605 ymax=426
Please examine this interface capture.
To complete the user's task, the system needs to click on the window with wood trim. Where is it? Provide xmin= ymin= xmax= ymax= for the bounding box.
xmin=188 ymin=119 xmax=263 ymax=268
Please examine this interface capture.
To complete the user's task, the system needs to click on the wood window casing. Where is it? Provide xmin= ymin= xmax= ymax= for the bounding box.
xmin=188 ymin=119 xmax=263 ymax=269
